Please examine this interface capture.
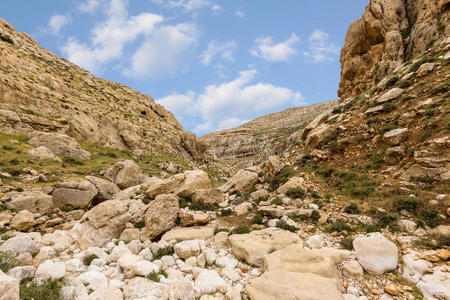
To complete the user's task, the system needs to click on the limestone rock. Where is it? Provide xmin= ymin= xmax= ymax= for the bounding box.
xmin=35 ymin=260 xmax=66 ymax=279
xmin=402 ymin=251 xmax=432 ymax=283
xmin=376 ymin=88 xmax=404 ymax=104
xmin=353 ymin=233 xmax=398 ymax=274
xmin=382 ymin=128 xmax=408 ymax=146
xmin=169 ymin=277 xmax=195 ymax=300
xmin=11 ymin=210 xmax=35 ymax=231
xmin=123 ymin=277 xmax=169 ymax=300
xmin=179 ymin=210 xmax=210 ymax=227
xmin=305 ymin=124 xmax=337 ymax=149
xmin=417 ymin=266 xmax=450 ymax=300
xmin=7 ymin=266 xmax=35 ymax=283
xmin=246 ymin=271 xmax=343 ymax=300
xmin=0 ymin=270 xmax=19 ymax=300
xmin=161 ymin=226 xmax=215 ymax=242
xmin=89 ymin=287 xmax=123 ymax=300
xmin=234 ymin=202 xmax=253 ymax=216
xmin=6 ymin=191 xmax=53 ymax=214
xmin=194 ymin=269 xmax=226 ymax=295
xmin=27 ymin=146 xmax=61 ymax=162
xmin=219 ymin=167 xmax=259 ymax=195
xmin=29 ymin=132 xmax=91 ymax=161
xmin=104 ymin=160 xmax=142 ymax=189
xmin=0 ymin=235 xmax=40 ymax=256
xmin=51 ymin=180 xmax=97 ymax=209
xmin=85 ymin=176 xmax=120 ymax=203
xmin=191 ymin=188 xmax=224 ymax=204
xmin=142 ymin=194 xmax=179 ymax=239
xmin=229 ymin=228 xmax=302 ymax=266
xmin=277 ymin=176 xmax=307 ymax=195
xmin=174 ymin=240 xmax=204 ymax=259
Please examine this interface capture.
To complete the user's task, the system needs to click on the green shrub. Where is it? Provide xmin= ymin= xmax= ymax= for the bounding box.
xmin=0 ymin=251 xmax=16 ymax=272
xmin=152 ymin=246 xmax=174 ymax=260
xmin=394 ymin=196 xmax=418 ymax=211
xmin=252 ymin=213 xmax=263 ymax=224
xmin=271 ymin=197 xmax=283 ymax=205
xmin=341 ymin=237 xmax=354 ymax=250
xmin=214 ymin=228 xmax=229 ymax=234
xmin=332 ymin=107 xmax=342 ymax=114
xmin=62 ymin=156 xmax=84 ymax=166
xmin=83 ymin=254 xmax=98 ymax=266
xmin=365 ymin=224 xmax=381 ymax=233
xmin=382 ymin=102 xmax=397 ymax=113
xmin=220 ymin=208 xmax=233 ymax=216
xmin=147 ymin=269 xmax=167 ymax=282
xmin=134 ymin=221 xmax=145 ymax=229
xmin=344 ymin=203 xmax=361 ymax=214
xmin=380 ymin=125 xmax=397 ymax=135
xmin=385 ymin=76 xmax=399 ymax=87
xmin=326 ymin=221 xmax=352 ymax=233
xmin=267 ymin=167 xmax=293 ymax=191
xmin=431 ymin=81 xmax=449 ymax=95
xmin=370 ymin=210 xmax=398 ymax=229
xmin=414 ymin=239 xmax=439 ymax=250
xmin=276 ymin=220 xmax=298 ymax=233
xmin=178 ymin=198 xmax=189 ymax=208
xmin=398 ymin=80 xmax=412 ymax=88
xmin=424 ymin=108 xmax=434 ymax=116
xmin=416 ymin=209 xmax=440 ymax=228
xmin=285 ymin=187 xmax=305 ymax=199
xmin=20 ymin=279 xmax=64 ymax=300
xmin=311 ymin=210 xmax=321 ymax=222
xmin=189 ymin=202 xmax=218 ymax=211
xmin=230 ymin=225 xmax=251 ymax=235
xmin=253 ymin=196 xmax=267 ymax=204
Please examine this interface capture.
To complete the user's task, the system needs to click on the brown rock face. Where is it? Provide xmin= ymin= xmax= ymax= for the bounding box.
xmin=338 ymin=0 xmax=449 ymax=99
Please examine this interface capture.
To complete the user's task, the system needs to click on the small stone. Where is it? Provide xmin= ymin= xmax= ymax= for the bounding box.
xmin=384 ymin=284 xmax=401 ymax=296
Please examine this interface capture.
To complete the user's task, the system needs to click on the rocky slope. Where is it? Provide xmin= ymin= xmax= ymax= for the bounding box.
xmin=0 ymin=18 xmax=205 ymax=163
xmin=200 ymin=100 xmax=337 ymax=168
xmin=338 ymin=0 xmax=449 ymax=98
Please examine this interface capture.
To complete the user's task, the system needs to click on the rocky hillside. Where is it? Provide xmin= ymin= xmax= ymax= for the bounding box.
xmin=0 ymin=18 xmax=205 ymax=163
xmin=200 ymin=100 xmax=337 ymax=168
xmin=338 ymin=0 xmax=449 ymax=98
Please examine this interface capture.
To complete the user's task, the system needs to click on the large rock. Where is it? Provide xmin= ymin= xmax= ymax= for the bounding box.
xmin=402 ymin=251 xmax=433 ymax=283
xmin=353 ymin=233 xmax=398 ymax=274
xmin=194 ymin=269 xmax=226 ymax=295
xmin=123 ymin=277 xmax=169 ymax=300
xmin=29 ymin=131 xmax=91 ymax=160
xmin=174 ymin=240 xmax=204 ymax=259
xmin=10 ymin=210 xmax=35 ymax=231
xmin=71 ymin=199 xmax=146 ymax=248
xmin=382 ymin=128 xmax=408 ymax=146
xmin=161 ymin=226 xmax=215 ymax=242
xmin=219 ymin=167 xmax=259 ymax=194
xmin=277 ymin=176 xmax=307 ymax=195
xmin=51 ymin=180 xmax=97 ymax=209
xmin=191 ymin=188 xmax=224 ymax=204
xmin=305 ymin=124 xmax=337 ymax=149
xmin=179 ymin=210 xmax=210 ymax=227
xmin=264 ymin=245 xmax=350 ymax=280
xmin=400 ymin=164 xmax=449 ymax=182
xmin=0 ymin=270 xmax=19 ymax=300
xmin=229 ymin=228 xmax=302 ymax=266
xmin=35 ymin=260 xmax=66 ymax=279
xmin=376 ymin=88 xmax=404 ymax=103
xmin=142 ymin=194 xmax=179 ymax=239
xmin=246 ymin=271 xmax=343 ymax=300
xmin=301 ymin=112 xmax=330 ymax=140
xmin=27 ymin=146 xmax=61 ymax=162
xmin=104 ymin=160 xmax=142 ymax=189
xmin=417 ymin=266 xmax=450 ymax=300
xmin=0 ymin=235 xmax=40 ymax=256
xmin=145 ymin=170 xmax=211 ymax=199
xmin=85 ymin=176 xmax=120 ymax=203
xmin=5 ymin=191 xmax=53 ymax=214
xmin=264 ymin=155 xmax=283 ymax=177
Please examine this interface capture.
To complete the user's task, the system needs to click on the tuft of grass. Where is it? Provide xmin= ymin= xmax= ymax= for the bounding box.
xmin=146 ymin=269 xmax=167 ymax=282
xmin=83 ymin=254 xmax=99 ymax=266
xmin=267 ymin=167 xmax=293 ymax=191
xmin=214 ymin=227 xmax=229 ymax=234
xmin=276 ymin=220 xmax=298 ymax=233
xmin=230 ymin=225 xmax=251 ymax=235
xmin=0 ymin=251 xmax=16 ymax=272
xmin=398 ymin=80 xmax=412 ymax=88
xmin=385 ymin=76 xmax=399 ymax=88
xmin=326 ymin=221 xmax=352 ymax=233
xmin=341 ymin=237 xmax=354 ymax=250
xmin=311 ymin=210 xmax=321 ymax=222
xmin=285 ymin=187 xmax=306 ymax=199
xmin=189 ymin=202 xmax=218 ymax=211
xmin=416 ymin=209 xmax=440 ymax=228
xmin=394 ymin=195 xmax=418 ymax=211
xmin=219 ymin=208 xmax=233 ymax=216
xmin=271 ymin=197 xmax=283 ymax=205
xmin=344 ymin=203 xmax=361 ymax=214
xmin=431 ymin=81 xmax=449 ymax=95
xmin=152 ymin=246 xmax=174 ymax=261
xmin=364 ymin=224 xmax=381 ymax=233
xmin=252 ymin=213 xmax=263 ymax=224
xmin=20 ymin=279 xmax=64 ymax=300
xmin=380 ymin=125 xmax=398 ymax=135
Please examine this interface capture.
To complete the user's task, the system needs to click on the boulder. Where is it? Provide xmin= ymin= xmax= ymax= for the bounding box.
xmin=142 ymin=194 xmax=179 ymax=239
xmin=0 ymin=235 xmax=40 ymax=256
xmin=6 ymin=191 xmax=53 ymax=214
xmin=161 ymin=226 xmax=215 ymax=242
xmin=194 ymin=269 xmax=226 ymax=295
xmin=7 ymin=266 xmax=35 ymax=283
xmin=383 ymin=128 xmax=408 ymax=146
xmin=29 ymin=131 xmax=90 ymax=160
xmin=27 ymin=146 xmax=61 ymax=162
xmin=305 ymin=124 xmax=337 ymax=149
xmin=191 ymin=188 xmax=224 ymax=204
xmin=264 ymin=155 xmax=283 ymax=177
xmin=123 ymin=277 xmax=169 ymax=300
xmin=234 ymin=202 xmax=253 ymax=216
xmin=301 ymin=112 xmax=330 ymax=140
xmin=85 ymin=176 xmax=120 ymax=202
xmin=174 ymin=240 xmax=204 ymax=259
xmin=277 ymin=176 xmax=307 ymax=195
xmin=35 ymin=260 xmax=66 ymax=279
xmin=376 ymin=88 xmax=403 ymax=103
xmin=179 ymin=210 xmax=210 ymax=227
xmin=51 ymin=180 xmax=97 ymax=209
xmin=104 ymin=160 xmax=142 ymax=189
xmin=400 ymin=164 xmax=449 ymax=182
xmin=90 ymin=287 xmax=123 ymax=300
xmin=168 ymin=277 xmax=195 ymax=300
xmin=417 ymin=267 xmax=450 ymax=300
xmin=10 ymin=210 xmax=35 ymax=231
xmin=264 ymin=245 xmax=350 ymax=280
xmin=384 ymin=146 xmax=406 ymax=165
xmin=246 ymin=271 xmax=343 ymax=300
xmin=0 ymin=270 xmax=19 ymax=300
xmin=417 ymin=62 xmax=434 ymax=76
xmin=353 ymin=233 xmax=398 ymax=274
xmin=145 ymin=170 xmax=211 ymax=199
xmin=71 ymin=199 xmax=147 ymax=248
xmin=219 ymin=167 xmax=259 ymax=194
xmin=229 ymin=228 xmax=302 ymax=266
xmin=402 ymin=251 xmax=432 ymax=283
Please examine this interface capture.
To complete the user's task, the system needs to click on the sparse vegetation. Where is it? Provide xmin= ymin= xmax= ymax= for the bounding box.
xmin=394 ymin=195 xmax=419 ymax=211
xmin=230 ymin=225 xmax=251 ymax=235
xmin=416 ymin=209 xmax=440 ymax=228
xmin=220 ymin=208 xmax=233 ymax=216
xmin=344 ymin=203 xmax=361 ymax=214
xmin=252 ymin=213 xmax=263 ymax=224
xmin=285 ymin=187 xmax=306 ymax=199
xmin=276 ymin=220 xmax=298 ymax=232
xmin=83 ymin=254 xmax=99 ymax=266
xmin=20 ymin=279 xmax=64 ymax=300
xmin=326 ymin=221 xmax=352 ymax=233
xmin=147 ymin=270 xmax=168 ymax=282
xmin=0 ymin=251 xmax=16 ymax=272
xmin=341 ymin=237 xmax=354 ymax=250
xmin=267 ymin=167 xmax=293 ymax=191
xmin=152 ymin=246 xmax=174 ymax=261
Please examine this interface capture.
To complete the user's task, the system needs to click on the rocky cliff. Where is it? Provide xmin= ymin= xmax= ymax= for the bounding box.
xmin=200 ymin=100 xmax=337 ymax=168
xmin=338 ymin=0 xmax=449 ymax=99
xmin=0 ymin=18 xmax=205 ymax=162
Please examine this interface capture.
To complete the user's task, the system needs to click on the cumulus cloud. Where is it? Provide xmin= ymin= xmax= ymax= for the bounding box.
xmin=61 ymin=0 xmax=164 ymax=73
xmin=48 ymin=14 xmax=71 ymax=35
xmin=250 ymin=33 xmax=300 ymax=62
xmin=156 ymin=70 xmax=304 ymax=134
xmin=304 ymin=29 xmax=340 ymax=63
xmin=200 ymin=40 xmax=236 ymax=66
xmin=151 ymin=0 xmax=220 ymax=12
xmin=77 ymin=0 xmax=103 ymax=13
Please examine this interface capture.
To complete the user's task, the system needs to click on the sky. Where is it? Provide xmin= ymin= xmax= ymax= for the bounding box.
xmin=0 ymin=0 xmax=368 ymax=136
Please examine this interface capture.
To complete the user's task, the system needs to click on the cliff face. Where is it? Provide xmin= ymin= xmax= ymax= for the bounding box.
xmin=338 ymin=0 xmax=449 ymax=99
xmin=200 ymin=100 xmax=337 ymax=168
xmin=0 ymin=18 xmax=205 ymax=162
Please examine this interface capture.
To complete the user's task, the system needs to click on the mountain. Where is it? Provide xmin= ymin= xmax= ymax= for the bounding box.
xmin=0 ymin=18 xmax=205 ymax=163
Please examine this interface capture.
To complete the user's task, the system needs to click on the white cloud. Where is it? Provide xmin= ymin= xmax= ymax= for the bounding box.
xmin=128 ymin=23 xmax=198 ymax=78
xmin=235 ymin=10 xmax=245 ymax=18
xmin=250 ymin=33 xmax=300 ymax=62
xmin=61 ymin=0 xmax=164 ymax=72
xmin=156 ymin=70 xmax=304 ymax=134
xmin=200 ymin=40 xmax=236 ymax=66
xmin=48 ymin=14 xmax=71 ymax=35
xmin=151 ymin=0 xmax=219 ymax=11
xmin=304 ymin=29 xmax=340 ymax=63
xmin=78 ymin=0 xmax=103 ymax=13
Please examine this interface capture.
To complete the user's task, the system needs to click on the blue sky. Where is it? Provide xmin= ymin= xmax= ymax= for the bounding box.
xmin=1 ymin=0 xmax=368 ymax=135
